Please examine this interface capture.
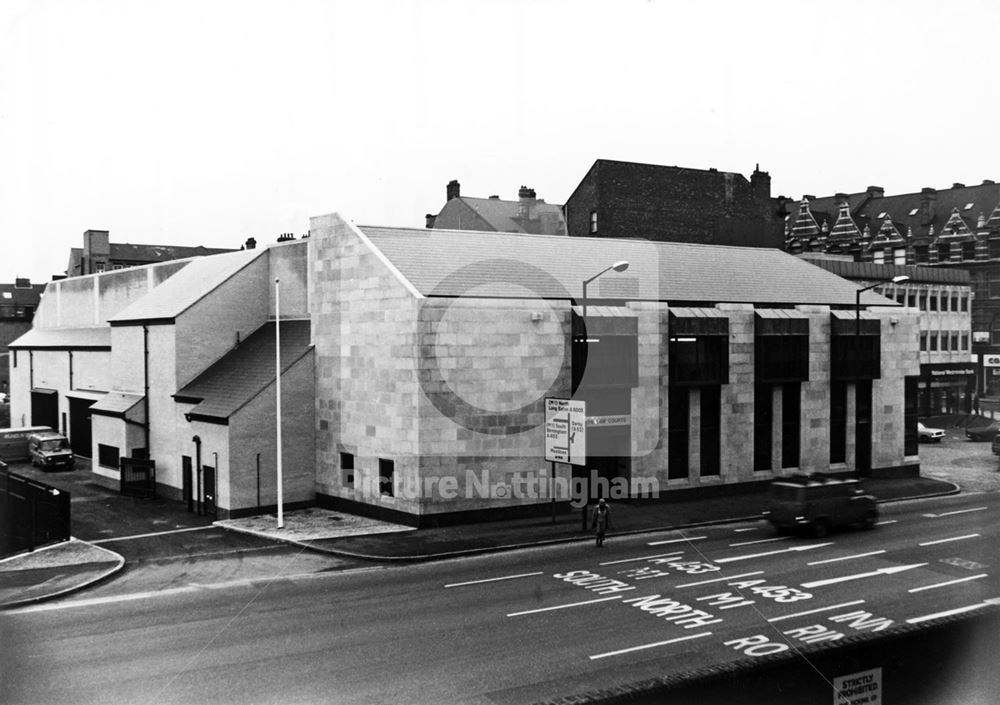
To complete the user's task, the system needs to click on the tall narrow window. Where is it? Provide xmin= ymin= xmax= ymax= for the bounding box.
xmin=781 ymin=384 xmax=801 ymax=469
xmin=589 ymin=210 xmax=598 ymax=234
xmin=341 ymin=452 xmax=355 ymax=488
xmin=668 ymin=387 xmax=689 ymax=480
xmin=830 ymin=381 xmax=848 ymax=464
xmin=699 ymin=386 xmax=721 ymax=477
xmin=378 ymin=458 xmax=394 ymax=496
xmin=754 ymin=384 xmax=773 ymax=471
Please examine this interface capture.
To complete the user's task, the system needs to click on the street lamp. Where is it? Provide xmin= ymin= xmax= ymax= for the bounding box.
xmin=582 ymin=261 xmax=629 ymax=320
xmin=578 ymin=260 xmax=629 ymax=531
xmin=853 ymin=274 xmax=909 ymax=476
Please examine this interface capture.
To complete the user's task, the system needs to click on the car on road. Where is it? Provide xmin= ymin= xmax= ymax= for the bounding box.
xmin=992 ymin=434 xmax=1000 ymax=456
xmin=27 ymin=430 xmax=75 ymax=470
xmin=965 ymin=421 xmax=1000 ymax=442
xmin=917 ymin=421 xmax=945 ymax=443
xmin=763 ymin=475 xmax=878 ymax=538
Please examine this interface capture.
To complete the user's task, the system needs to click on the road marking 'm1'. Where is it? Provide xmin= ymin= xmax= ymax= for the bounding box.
xmin=767 ymin=600 xmax=866 ymax=623
xmin=675 ymin=571 xmax=764 ymax=588
xmin=589 ymin=632 xmax=713 ymax=660
xmin=922 ymin=507 xmax=987 ymax=519
xmin=918 ymin=534 xmax=980 ymax=546
xmin=908 ymin=574 xmax=988 ymax=593
xmin=507 ymin=596 xmax=621 ymax=617
xmin=807 ymin=550 xmax=886 ymax=566
xmin=599 ymin=552 xmax=683 ymax=566
xmin=647 ymin=536 xmax=707 ymax=546
xmin=444 ymin=572 xmax=543 ymax=588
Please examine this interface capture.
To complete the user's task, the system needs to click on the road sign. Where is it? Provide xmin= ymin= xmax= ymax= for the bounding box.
xmin=545 ymin=398 xmax=586 ymax=465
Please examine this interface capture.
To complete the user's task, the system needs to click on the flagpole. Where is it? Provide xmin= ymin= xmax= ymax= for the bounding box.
xmin=275 ymin=277 xmax=284 ymax=529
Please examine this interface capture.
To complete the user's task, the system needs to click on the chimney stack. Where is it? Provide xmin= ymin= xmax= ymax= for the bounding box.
xmin=952 ymin=183 xmax=966 ymax=189
xmin=866 ymin=185 xmax=884 ymax=198
xmin=518 ymin=185 xmax=536 ymax=200
xmin=446 ymin=180 xmax=461 ymax=201
xmin=425 ymin=213 xmax=436 ymax=229
xmin=244 ymin=237 xmax=257 ymax=250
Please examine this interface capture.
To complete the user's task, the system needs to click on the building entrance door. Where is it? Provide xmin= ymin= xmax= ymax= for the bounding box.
xmin=856 ymin=380 xmax=873 ymax=475
xmin=68 ymin=397 xmax=95 ymax=457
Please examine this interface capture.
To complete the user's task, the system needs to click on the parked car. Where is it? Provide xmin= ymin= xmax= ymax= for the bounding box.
xmin=917 ymin=421 xmax=945 ymax=443
xmin=763 ymin=475 xmax=878 ymax=538
xmin=28 ymin=430 xmax=75 ymax=470
xmin=965 ymin=421 xmax=1000 ymax=442
xmin=992 ymin=433 xmax=1000 ymax=456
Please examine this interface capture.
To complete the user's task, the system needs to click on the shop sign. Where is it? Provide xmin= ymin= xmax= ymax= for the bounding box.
xmin=922 ymin=363 xmax=976 ymax=378
xmin=984 ymin=354 xmax=1000 ymax=367
xmin=973 ymin=331 xmax=991 ymax=343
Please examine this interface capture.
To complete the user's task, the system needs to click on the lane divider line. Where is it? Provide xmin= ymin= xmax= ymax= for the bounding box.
xmin=648 ymin=536 xmax=706 ymax=546
xmin=767 ymin=600 xmax=866 ymax=623
xmin=922 ymin=507 xmax=987 ymax=519
xmin=589 ymin=632 xmax=712 ymax=660
xmin=598 ymin=551 xmax=684 ymax=566
xmin=444 ymin=572 xmax=543 ymax=588
xmin=918 ymin=534 xmax=981 ymax=546
xmin=675 ymin=571 xmax=764 ymax=588
xmin=908 ymin=574 xmax=988 ymax=593
xmin=507 ymin=596 xmax=621 ymax=617
xmin=907 ymin=598 xmax=1000 ymax=624
xmin=875 ymin=520 xmax=897 ymax=526
xmin=729 ymin=537 xmax=789 ymax=547
xmin=807 ymin=550 xmax=886 ymax=566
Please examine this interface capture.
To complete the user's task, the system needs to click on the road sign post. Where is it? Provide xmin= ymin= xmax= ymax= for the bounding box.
xmin=545 ymin=398 xmax=586 ymax=524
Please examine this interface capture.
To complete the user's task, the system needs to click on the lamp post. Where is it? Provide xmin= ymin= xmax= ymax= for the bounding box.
xmin=578 ymin=260 xmax=629 ymax=531
xmin=275 ymin=277 xmax=284 ymax=530
xmin=853 ymin=274 xmax=909 ymax=476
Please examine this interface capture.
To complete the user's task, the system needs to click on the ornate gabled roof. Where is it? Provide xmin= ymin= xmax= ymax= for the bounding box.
xmin=785 ymin=199 xmax=824 ymax=251
xmin=827 ymin=201 xmax=862 ymax=245
xmin=869 ymin=217 xmax=905 ymax=246
xmin=937 ymin=207 xmax=974 ymax=239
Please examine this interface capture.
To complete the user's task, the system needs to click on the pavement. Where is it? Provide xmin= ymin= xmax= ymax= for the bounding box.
xmin=3 ymin=421 xmax=997 ymax=609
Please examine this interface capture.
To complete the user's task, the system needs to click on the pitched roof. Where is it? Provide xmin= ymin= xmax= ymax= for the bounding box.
xmin=9 ymin=326 xmax=111 ymax=349
xmin=356 ymin=225 xmax=894 ymax=307
xmin=435 ymin=196 xmax=566 ymax=235
xmin=108 ymin=248 xmax=265 ymax=325
xmin=174 ymin=320 xmax=312 ymax=422
xmin=800 ymin=255 xmax=970 ymax=285
xmin=108 ymin=243 xmax=236 ymax=263
xmin=0 ymin=281 xmax=45 ymax=307
xmin=90 ymin=391 xmax=144 ymax=421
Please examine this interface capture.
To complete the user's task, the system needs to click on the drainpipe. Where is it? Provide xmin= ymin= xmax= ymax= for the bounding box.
xmin=193 ymin=435 xmax=202 ymax=516
xmin=143 ymin=325 xmax=151 ymax=456
xmin=68 ymin=351 xmax=74 ymax=391
xmin=29 ymin=351 xmax=34 ymax=389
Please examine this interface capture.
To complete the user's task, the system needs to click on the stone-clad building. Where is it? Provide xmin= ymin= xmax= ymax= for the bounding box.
xmin=11 ymin=214 xmax=919 ymax=525
xmin=563 ymin=159 xmax=787 ymax=248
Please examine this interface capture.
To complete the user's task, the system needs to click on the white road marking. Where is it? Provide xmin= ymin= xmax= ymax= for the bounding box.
xmin=807 ymin=550 xmax=886 ymax=566
xmin=908 ymin=574 xmax=988 ymax=593
xmin=507 ymin=596 xmax=621 ymax=617
xmin=647 ymin=536 xmax=707 ymax=546
xmin=589 ymin=632 xmax=713 ymax=660
xmin=919 ymin=534 xmax=980 ymax=546
xmin=675 ymin=571 xmax=765 ymax=588
xmin=801 ymin=563 xmax=927 ymax=589
xmin=715 ymin=543 xmax=833 ymax=564
xmin=90 ymin=526 xmax=217 ymax=544
xmin=906 ymin=598 xmax=1000 ymax=624
xmin=922 ymin=507 xmax=988 ymax=519
xmin=767 ymin=600 xmax=867 ymax=623
xmin=733 ymin=527 xmax=758 ymax=533
xmin=875 ymin=520 xmax=897 ymax=526
xmin=444 ymin=572 xmax=543 ymax=588
xmin=729 ymin=537 xmax=789 ymax=547
xmin=598 ymin=552 xmax=683 ymax=566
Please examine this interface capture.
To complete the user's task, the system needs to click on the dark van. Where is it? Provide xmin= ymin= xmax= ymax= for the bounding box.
xmin=28 ymin=430 xmax=75 ymax=470
xmin=764 ymin=475 xmax=877 ymax=537
xmin=0 ymin=426 xmax=54 ymax=463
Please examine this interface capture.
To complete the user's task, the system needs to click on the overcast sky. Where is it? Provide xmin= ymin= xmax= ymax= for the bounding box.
xmin=2 ymin=0 xmax=999 ymax=283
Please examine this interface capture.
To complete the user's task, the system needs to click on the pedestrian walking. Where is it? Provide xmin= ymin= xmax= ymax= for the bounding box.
xmin=591 ymin=498 xmax=611 ymax=547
